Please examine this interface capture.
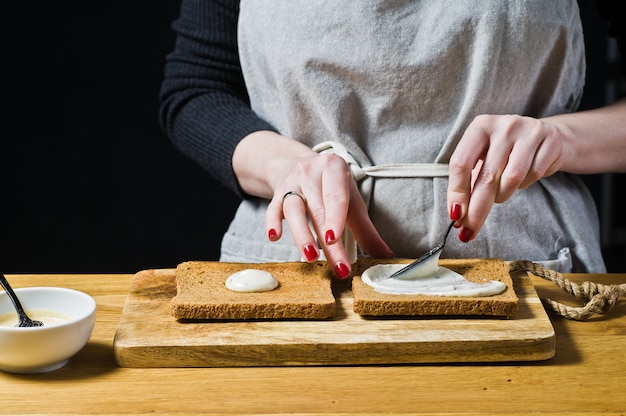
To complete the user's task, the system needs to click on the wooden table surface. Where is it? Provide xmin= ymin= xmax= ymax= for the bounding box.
xmin=1 ymin=272 xmax=625 ymax=415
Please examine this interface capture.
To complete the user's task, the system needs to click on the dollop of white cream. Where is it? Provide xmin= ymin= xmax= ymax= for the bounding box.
xmin=361 ymin=264 xmax=506 ymax=296
xmin=225 ymin=269 xmax=279 ymax=293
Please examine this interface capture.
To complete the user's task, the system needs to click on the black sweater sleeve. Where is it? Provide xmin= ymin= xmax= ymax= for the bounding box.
xmin=159 ymin=0 xmax=276 ymax=197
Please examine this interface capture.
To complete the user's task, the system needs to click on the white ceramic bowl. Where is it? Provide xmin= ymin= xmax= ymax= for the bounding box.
xmin=0 ymin=287 xmax=96 ymax=374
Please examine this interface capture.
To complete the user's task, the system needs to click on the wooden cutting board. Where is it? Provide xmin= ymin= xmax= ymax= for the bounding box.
xmin=113 ymin=266 xmax=555 ymax=367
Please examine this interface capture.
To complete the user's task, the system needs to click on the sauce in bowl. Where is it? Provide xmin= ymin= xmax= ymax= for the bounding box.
xmin=0 ymin=309 xmax=71 ymax=327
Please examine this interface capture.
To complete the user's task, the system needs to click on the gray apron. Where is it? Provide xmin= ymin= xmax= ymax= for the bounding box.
xmin=222 ymin=0 xmax=605 ymax=273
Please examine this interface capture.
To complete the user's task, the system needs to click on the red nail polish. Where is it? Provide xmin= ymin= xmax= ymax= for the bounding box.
xmin=450 ymin=203 xmax=462 ymax=221
xmin=459 ymin=228 xmax=473 ymax=243
xmin=303 ymin=244 xmax=318 ymax=262
xmin=268 ymin=228 xmax=277 ymax=241
xmin=334 ymin=262 xmax=351 ymax=279
xmin=325 ymin=229 xmax=336 ymax=245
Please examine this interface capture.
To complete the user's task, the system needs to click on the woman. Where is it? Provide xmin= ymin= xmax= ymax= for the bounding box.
xmin=160 ymin=0 xmax=626 ymax=277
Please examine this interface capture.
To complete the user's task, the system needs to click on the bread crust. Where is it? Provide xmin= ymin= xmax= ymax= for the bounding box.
xmin=171 ymin=261 xmax=336 ymax=320
xmin=352 ymin=258 xmax=519 ymax=318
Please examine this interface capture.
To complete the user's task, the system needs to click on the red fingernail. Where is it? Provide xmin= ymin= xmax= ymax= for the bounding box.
xmin=268 ymin=228 xmax=277 ymax=241
xmin=450 ymin=203 xmax=462 ymax=221
xmin=303 ymin=244 xmax=319 ymax=262
xmin=334 ymin=262 xmax=351 ymax=279
xmin=325 ymin=229 xmax=336 ymax=245
xmin=459 ymin=228 xmax=473 ymax=243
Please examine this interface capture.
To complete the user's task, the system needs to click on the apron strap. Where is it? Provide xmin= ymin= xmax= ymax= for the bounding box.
xmin=313 ymin=141 xmax=449 ymax=180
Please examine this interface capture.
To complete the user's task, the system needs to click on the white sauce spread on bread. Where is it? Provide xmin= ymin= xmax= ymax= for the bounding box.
xmin=225 ymin=269 xmax=279 ymax=293
xmin=361 ymin=264 xmax=506 ymax=296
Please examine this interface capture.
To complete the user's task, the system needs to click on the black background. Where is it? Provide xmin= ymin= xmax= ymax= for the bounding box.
xmin=2 ymin=1 xmax=625 ymax=273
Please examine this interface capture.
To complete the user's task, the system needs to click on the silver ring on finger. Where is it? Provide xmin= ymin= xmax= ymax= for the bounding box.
xmin=282 ymin=191 xmax=306 ymax=204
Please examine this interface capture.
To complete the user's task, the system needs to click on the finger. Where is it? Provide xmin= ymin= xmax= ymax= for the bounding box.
xmin=304 ymin=162 xmax=352 ymax=278
xmin=517 ymin=130 xmax=562 ymax=189
xmin=318 ymin=232 xmax=352 ymax=279
xmin=447 ymin=117 xmax=490 ymax=222
xmin=459 ymin=164 xmax=499 ymax=242
xmin=461 ymin=128 xmax=515 ymax=240
xmin=496 ymin=119 xmax=544 ymax=202
xmin=281 ymin=191 xmax=320 ymax=262
xmin=497 ymin=157 xmax=533 ymax=202
xmin=312 ymin=176 xmax=392 ymax=279
xmin=265 ymin=195 xmax=285 ymax=241
xmin=345 ymin=182 xmax=394 ymax=259
xmin=319 ymin=155 xmax=351 ymax=246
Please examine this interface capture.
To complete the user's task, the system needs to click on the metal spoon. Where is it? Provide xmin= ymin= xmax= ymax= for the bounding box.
xmin=388 ymin=221 xmax=456 ymax=279
xmin=0 ymin=273 xmax=44 ymax=327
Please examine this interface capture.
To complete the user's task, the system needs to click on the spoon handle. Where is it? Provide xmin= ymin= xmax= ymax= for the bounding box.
xmin=0 ymin=273 xmax=28 ymax=318
xmin=0 ymin=273 xmax=43 ymax=326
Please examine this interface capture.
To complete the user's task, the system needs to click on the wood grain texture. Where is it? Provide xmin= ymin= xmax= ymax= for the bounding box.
xmin=113 ymin=266 xmax=554 ymax=367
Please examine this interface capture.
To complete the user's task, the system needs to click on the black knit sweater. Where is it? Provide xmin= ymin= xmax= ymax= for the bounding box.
xmin=159 ymin=0 xmax=275 ymax=197
xmin=159 ymin=0 xmax=625 ymax=198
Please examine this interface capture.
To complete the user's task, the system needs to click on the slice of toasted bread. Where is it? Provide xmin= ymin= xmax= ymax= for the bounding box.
xmin=352 ymin=258 xmax=518 ymax=318
xmin=171 ymin=261 xmax=336 ymax=320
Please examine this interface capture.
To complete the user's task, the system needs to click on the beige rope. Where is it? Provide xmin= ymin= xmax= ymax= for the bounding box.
xmin=509 ymin=260 xmax=626 ymax=321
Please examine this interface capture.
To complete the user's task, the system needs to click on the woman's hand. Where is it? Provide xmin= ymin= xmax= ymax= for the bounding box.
xmin=447 ymin=114 xmax=565 ymax=242
xmin=448 ymin=99 xmax=626 ymax=241
xmin=448 ymin=100 xmax=626 ymax=241
xmin=233 ymin=131 xmax=393 ymax=278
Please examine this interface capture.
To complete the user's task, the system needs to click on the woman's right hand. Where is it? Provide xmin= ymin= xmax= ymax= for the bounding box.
xmin=232 ymin=131 xmax=393 ymax=278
